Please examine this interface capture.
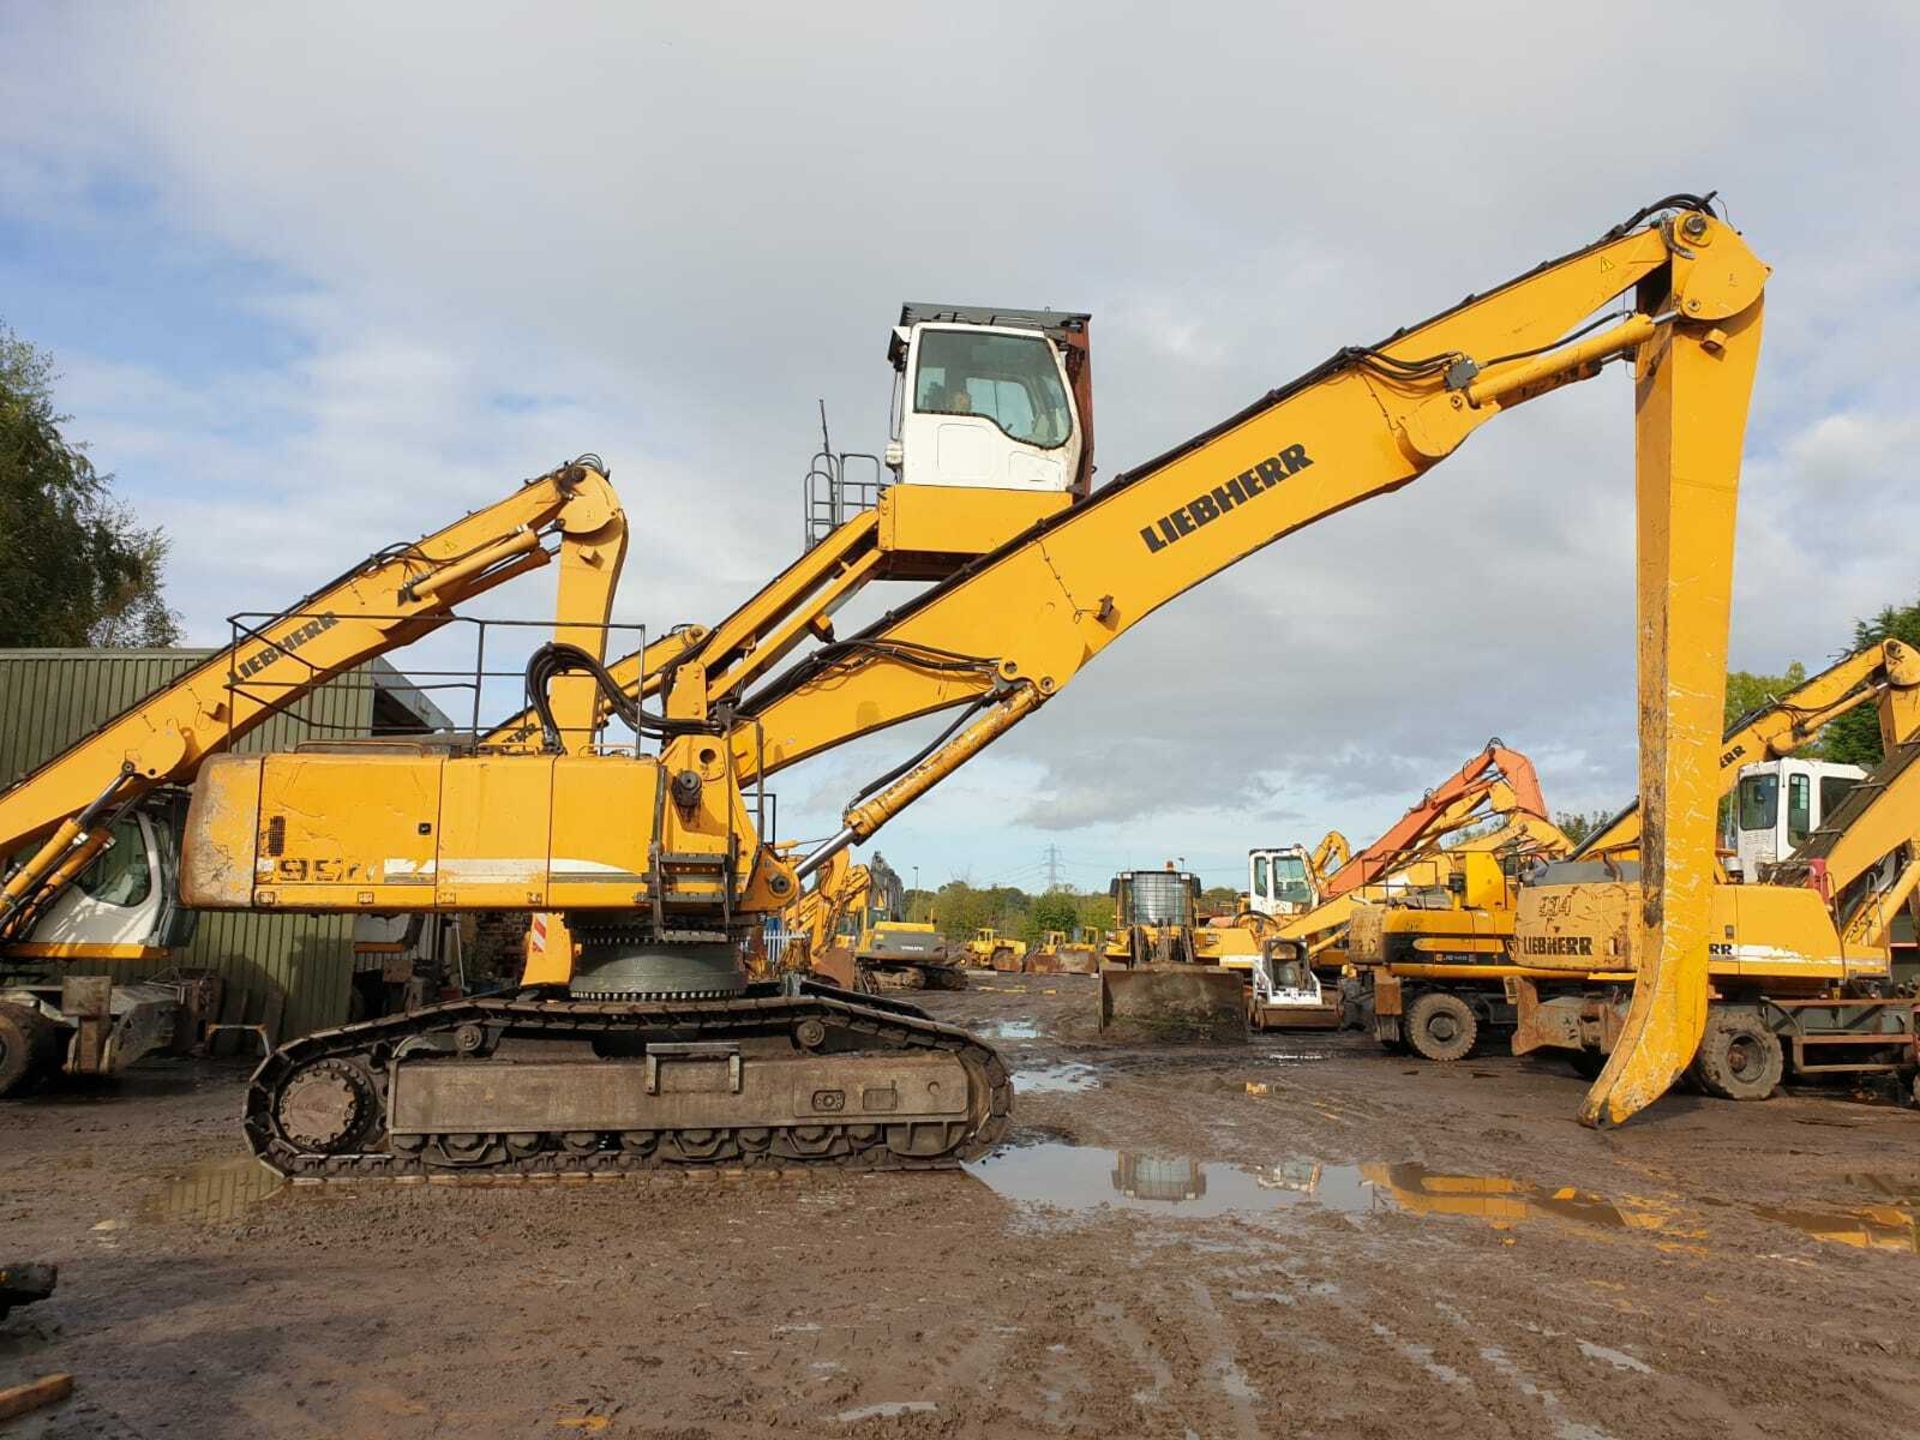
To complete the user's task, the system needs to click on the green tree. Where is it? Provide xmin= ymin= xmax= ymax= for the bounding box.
xmin=1553 ymin=809 xmax=1620 ymax=847
xmin=1025 ymin=891 xmax=1079 ymax=945
xmin=1725 ymin=662 xmax=1815 ymax=744
xmin=1199 ymin=885 xmax=1241 ymax=914
xmin=1071 ymin=891 xmax=1114 ymax=936
xmin=0 ymin=325 xmax=179 ymax=647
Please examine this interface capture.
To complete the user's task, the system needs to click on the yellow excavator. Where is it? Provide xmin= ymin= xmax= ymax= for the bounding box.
xmin=178 ymin=193 xmax=1767 ymax=1176
xmin=0 ymin=461 xmax=639 ymax=1095
xmin=1357 ymin=640 xmax=1920 ymax=1068
xmin=761 ymin=851 xmax=870 ymax=990
xmin=1243 ymin=832 xmax=1350 ymax=920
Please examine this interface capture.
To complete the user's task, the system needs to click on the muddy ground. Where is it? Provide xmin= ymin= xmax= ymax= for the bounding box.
xmin=4 ymin=973 xmax=1919 ymax=1439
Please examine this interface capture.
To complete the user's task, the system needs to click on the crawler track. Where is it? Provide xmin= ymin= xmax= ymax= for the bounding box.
xmin=245 ymin=983 xmax=1012 ymax=1179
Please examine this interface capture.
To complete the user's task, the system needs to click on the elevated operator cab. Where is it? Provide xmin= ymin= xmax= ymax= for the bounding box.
xmin=886 ymin=305 xmax=1093 ymax=497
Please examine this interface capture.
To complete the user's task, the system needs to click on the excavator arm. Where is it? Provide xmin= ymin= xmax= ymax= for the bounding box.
xmin=1258 ymin=755 xmax=1568 ymax=955
xmin=1307 ymin=831 xmax=1351 ymax=892
xmin=0 ymin=458 xmax=627 ymax=951
xmin=1320 ymin=745 xmax=1547 ymax=899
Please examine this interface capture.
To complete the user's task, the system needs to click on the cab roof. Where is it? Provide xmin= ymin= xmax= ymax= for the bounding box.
xmin=890 ymin=303 xmax=1090 ymax=364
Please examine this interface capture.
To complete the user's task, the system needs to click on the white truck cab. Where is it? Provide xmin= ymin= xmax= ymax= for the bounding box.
xmin=1728 ymin=756 xmax=1866 ymax=878
xmin=1247 ymin=845 xmax=1317 ymax=918
xmin=886 ymin=305 xmax=1092 ymax=496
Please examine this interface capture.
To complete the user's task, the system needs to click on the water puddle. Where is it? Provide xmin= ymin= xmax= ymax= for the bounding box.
xmin=1754 ymin=1202 xmax=1917 ymax=1252
xmin=1017 ymin=1062 xmax=1101 ymax=1095
xmin=967 ymin=1142 xmax=1663 ymax=1233
xmin=145 ymin=1156 xmax=287 ymax=1223
xmin=982 ymin=1019 xmax=1041 ymax=1041
xmin=1846 ymin=1171 xmax=1920 ymax=1206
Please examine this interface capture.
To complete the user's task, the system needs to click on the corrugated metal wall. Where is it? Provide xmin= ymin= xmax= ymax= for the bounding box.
xmin=0 ymin=648 xmax=378 ymax=1041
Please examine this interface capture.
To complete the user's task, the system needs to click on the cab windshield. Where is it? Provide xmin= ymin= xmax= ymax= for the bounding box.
xmin=914 ymin=330 xmax=1072 ymax=449
xmin=1738 ymin=772 xmax=1779 ymax=832
xmin=1271 ymin=854 xmax=1313 ymax=906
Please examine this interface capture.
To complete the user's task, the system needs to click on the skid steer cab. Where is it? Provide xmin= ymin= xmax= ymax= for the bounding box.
xmin=886 ymin=305 xmax=1093 ymax=497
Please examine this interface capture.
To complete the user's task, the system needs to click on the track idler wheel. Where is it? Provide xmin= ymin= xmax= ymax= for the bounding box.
xmin=1405 ymin=992 xmax=1478 ymax=1063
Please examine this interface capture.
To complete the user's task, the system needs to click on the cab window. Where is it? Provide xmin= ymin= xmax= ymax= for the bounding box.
xmin=1738 ymin=772 xmax=1778 ymax=833
xmin=1819 ymin=774 xmax=1856 ymax=823
xmin=1271 ymin=855 xmax=1313 ymax=906
xmin=914 ymin=331 xmax=1072 ymax=449
xmin=1786 ymin=773 xmax=1813 ymax=847
xmin=1252 ymin=855 xmax=1270 ymax=898
xmin=75 ymin=814 xmax=153 ymax=908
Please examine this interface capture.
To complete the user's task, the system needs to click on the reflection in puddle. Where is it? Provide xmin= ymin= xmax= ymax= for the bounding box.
xmin=1756 ymin=1203 xmax=1917 ymax=1252
xmin=1017 ymin=1062 xmax=1101 ymax=1095
xmin=983 ymin=1019 xmax=1041 ymax=1041
xmin=1847 ymin=1172 xmax=1920 ymax=1206
xmin=146 ymin=1156 xmax=286 ymax=1222
xmin=967 ymin=1142 xmax=1665 ymax=1233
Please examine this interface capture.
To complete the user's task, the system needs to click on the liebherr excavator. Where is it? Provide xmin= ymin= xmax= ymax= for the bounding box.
xmin=0 ymin=462 xmax=635 ymax=1094
xmin=182 ymin=193 xmax=1769 ymax=1175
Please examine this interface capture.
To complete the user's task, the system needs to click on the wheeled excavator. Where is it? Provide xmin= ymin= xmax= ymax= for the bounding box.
xmin=1508 ymin=644 xmax=1920 ymax=1099
xmin=1357 ymin=640 xmax=1920 ymax=1067
xmin=0 ymin=461 xmax=635 ymax=1095
xmin=178 ymin=193 xmax=1770 ymax=1176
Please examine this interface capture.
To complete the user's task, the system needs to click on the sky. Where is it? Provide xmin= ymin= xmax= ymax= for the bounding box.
xmin=3 ymin=2 xmax=1917 ymax=894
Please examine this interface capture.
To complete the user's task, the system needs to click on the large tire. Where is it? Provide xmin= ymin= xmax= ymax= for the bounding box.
xmin=1405 ymin=991 xmax=1478 ymax=1063
xmin=0 ymin=1002 xmax=56 ymax=1098
xmin=1693 ymin=1007 xmax=1783 ymax=1101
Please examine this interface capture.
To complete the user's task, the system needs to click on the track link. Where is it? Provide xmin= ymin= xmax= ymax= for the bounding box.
xmin=245 ymin=984 xmax=1012 ymax=1180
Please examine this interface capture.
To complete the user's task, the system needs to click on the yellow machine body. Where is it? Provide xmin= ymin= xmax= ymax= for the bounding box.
xmin=182 ymin=740 xmax=792 ymax=922
xmin=185 ymin=200 xmax=1776 ymax=1169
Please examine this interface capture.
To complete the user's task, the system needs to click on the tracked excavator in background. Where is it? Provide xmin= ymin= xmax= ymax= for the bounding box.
xmin=761 ymin=852 xmax=871 ymax=991
xmin=179 ymin=193 xmax=1769 ymax=1177
xmin=0 ymin=462 xmax=634 ymax=1096
xmin=1352 ymin=639 xmax=1920 ymax=1066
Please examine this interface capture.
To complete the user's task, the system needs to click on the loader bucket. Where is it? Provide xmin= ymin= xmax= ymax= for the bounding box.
xmin=1098 ymin=965 xmax=1248 ymax=1043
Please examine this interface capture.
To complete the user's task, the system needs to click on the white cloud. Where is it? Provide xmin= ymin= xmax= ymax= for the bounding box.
xmin=4 ymin=0 xmax=1918 ymax=881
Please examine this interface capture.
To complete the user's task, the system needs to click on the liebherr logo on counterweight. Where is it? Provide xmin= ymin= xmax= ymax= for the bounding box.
xmin=1139 ymin=444 xmax=1313 ymax=555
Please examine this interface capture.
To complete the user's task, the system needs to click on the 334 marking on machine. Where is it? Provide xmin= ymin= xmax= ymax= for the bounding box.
xmin=1138 ymin=444 xmax=1313 ymax=555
